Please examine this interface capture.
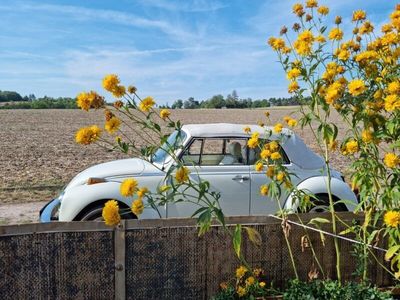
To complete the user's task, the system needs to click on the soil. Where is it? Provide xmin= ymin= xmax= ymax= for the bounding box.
xmin=0 ymin=108 xmax=352 ymax=224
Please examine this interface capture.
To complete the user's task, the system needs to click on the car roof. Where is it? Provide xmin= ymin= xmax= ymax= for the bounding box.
xmin=181 ymin=123 xmax=293 ymax=138
xmin=181 ymin=123 xmax=324 ymax=170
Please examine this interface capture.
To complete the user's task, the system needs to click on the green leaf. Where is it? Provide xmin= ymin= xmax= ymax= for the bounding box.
xmin=244 ymin=226 xmax=262 ymax=247
xmin=339 ymin=228 xmax=353 ymax=235
xmin=233 ymin=224 xmax=242 ymax=259
xmin=308 ymin=217 xmax=330 ymax=225
xmin=385 ymin=245 xmax=400 ymax=261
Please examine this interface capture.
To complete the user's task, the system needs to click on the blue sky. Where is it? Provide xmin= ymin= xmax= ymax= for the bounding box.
xmin=0 ymin=0 xmax=397 ymax=104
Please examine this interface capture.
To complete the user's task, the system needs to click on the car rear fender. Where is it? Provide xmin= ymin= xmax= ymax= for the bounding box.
xmin=284 ymin=176 xmax=358 ymax=211
xmin=59 ymin=181 xmax=160 ymax=221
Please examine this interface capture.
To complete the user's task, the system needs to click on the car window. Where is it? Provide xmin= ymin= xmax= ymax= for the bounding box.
xmin=247 ymin=139 xmax=290 ymax=165
xmin=152 ymin=130 xmax=187 ymax=164
xmin=181 ymin=138 xmax=247 ymax=166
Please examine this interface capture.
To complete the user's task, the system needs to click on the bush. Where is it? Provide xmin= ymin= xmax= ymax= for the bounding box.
xmin=283 ymin=280 xmax=392 ymax=300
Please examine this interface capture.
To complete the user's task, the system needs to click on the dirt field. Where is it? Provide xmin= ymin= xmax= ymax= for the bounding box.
xmin=0 ymin=108 xmax=351 ymax=224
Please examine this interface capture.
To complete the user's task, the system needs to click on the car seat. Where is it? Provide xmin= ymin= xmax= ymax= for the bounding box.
xmin=219 ymin=142 xmax=243 ymax=165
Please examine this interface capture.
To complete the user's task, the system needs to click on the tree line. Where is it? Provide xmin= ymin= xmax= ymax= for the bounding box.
xmin=0 ymin=89 xmax=300 ymax=109
xmin=0 ymin=91 xmax=77 ymax=109
xmin=160 ymin=90 xmax=300 ymax=109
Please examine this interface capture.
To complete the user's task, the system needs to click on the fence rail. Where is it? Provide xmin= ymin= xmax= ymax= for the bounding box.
xmin=0 ymin=213 xmax=392 ymax=299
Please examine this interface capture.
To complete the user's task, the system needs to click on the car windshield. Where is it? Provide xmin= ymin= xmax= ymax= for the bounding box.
xmin=152 ymin=130 xmax=187 ymax=164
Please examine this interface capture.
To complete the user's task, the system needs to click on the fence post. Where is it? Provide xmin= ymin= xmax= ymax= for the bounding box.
xmin=115 ymin=220 xmax=126 ymax=300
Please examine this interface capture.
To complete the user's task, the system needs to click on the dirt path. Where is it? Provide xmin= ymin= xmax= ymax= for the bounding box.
xmin=0 ymin=201 xmax=47 ymax=225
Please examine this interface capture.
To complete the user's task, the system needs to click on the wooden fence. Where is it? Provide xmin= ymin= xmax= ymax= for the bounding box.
xmin=0 ymin=213 xmax=392 ymax=299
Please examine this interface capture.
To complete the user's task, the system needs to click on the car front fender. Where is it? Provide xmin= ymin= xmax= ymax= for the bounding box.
xmin=284 ymin=176 xmax=358 ymax=211
xmin=59 ymin=181 xmax=160 ymax=221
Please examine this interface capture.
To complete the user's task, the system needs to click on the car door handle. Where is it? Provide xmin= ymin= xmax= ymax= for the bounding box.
xmin=232 ymin=175 xmax=249 ymax=182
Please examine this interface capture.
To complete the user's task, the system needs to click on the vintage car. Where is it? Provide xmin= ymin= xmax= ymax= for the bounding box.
xmin=40 ymin=123 xmax=358 ymax=222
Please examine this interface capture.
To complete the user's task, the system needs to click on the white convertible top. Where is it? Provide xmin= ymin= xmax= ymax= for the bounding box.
xmin=182 ymin=123 xmax=324 ymax=170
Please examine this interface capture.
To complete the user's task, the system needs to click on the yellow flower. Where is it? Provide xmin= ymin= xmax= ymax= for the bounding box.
xmin=324 ymin=81 xmax=342 ymax=105
xmin=293 ymin=40 xmax=312 ymax=56
xmin=269 ymin=141 xmax=279 ymax=152
xmin=276 ymin=172 xmax=285 ymax=182
xmin=102 ymin=74 xmax=120 ymax=92
xmin=268 ymin=37 xmax=286 ymax=51
xmin=105 ymin=116 xmax=121 ymax=134
xmin=243 ymin=126 xmax=251 ymax=134
xmin=288 ymin=81 xmax=300 ymax=93
xmin=382 ymin=24 xmax=393 ymax=33
xmin=317 ymin=6 xmax=329 ymax=15
xmin=287 ymin=119 xmax=297 ymax=127
xmin=314 ymin=35 xmax=326 ymax=44
xmin=160 ymin=109 xmax=171 ymax=120
xmin=137 ymin=187 xmax=149 ymax=198
xmin=384 ymin=211 xmax=400 ymax=227
xmin=175 ymin=166 xmax=190 ymax=183
xmin=271 ymin=152 xmax=282 ymax=160
xmin=345 ymin=140 xmax=359 ymax=155
xmin=348 ymin=79 xmax=366 ymax=96
xmin=359 ymin=21 xmax=374 ymax=34
xmin=102 ymin=200 xmax=120 ymax=226
xmin=274 ymin=123 xmax=283 ymax=133
xmin=337 ymin=49 xmax=350 ymax=61
xmin=131 ymin=199 xmax=144 ymax=216
xmin=298 ymin=30 xmax=314 ymax=43
xmin=255 ymin=162 xmax=264 ymax=172
xmin=120 ymin=178 xmax=138 ymax=197
xmin=139 ymin=96 xmax=156 ymax=112
xmin=236 ymin=266 xmax=247 ymax=278
xmin=237 ymin=286 xmax=246 ymax=297
xmin=384 ymin=153 xmax=399 ymax=168
xmin=384 ymin=94 xmax=400 ymax=112
xmin=264 ymin=111 xmax=270 ymax=117
xmin=260 ymin=185 xmax=269 ymax=196
xmin=77 ymin=92 xmax=91 ymax=111
xmin=388 ymin=81 xmax=400 ymax=94
xmin=261 ymin=149 xmax=271 ymax=159
xmin=112 ymin=85 xmax=126 ymax=98
xmin=287 ymin=68 xmax=301 ymax=80
xmin=306 ymin=0 xmax=318 ymax=8
xmin=247 ymin=137 xmax=259 ymax=149
xmin=266 ymin=166 xmax=275 ymax=178
xmin=245 ymin=276 xmax=255 ymax=286
xmin=292 ymin=3 xmax=304 ymax=16
xmin=328 ymin=28 xmax=343 ymax=40
xmin=352 ymin=10 xmax=366 ymax=22
xmin=361 ymin=130 xmax=373 ymax=143
xmin=260 ymin=282 xmax=266 ymax=288
xmin=75 ymin=126 xmax=101 ymax=145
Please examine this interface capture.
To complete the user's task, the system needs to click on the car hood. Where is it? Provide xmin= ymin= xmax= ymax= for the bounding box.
xmin=66 ymin=158 xmax=145 ymax=190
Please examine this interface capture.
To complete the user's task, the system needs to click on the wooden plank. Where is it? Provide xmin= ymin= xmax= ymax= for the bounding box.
xmin=115 ymin=220 xmax=126 ymax=300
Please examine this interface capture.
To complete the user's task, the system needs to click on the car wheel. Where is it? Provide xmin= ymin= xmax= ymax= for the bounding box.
xmin=307 ymin=194 xmax=348 ymax=213
xmin=79 ymin=203 xmax=136 ymax=221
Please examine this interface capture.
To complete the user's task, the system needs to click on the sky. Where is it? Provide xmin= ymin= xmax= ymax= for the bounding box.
xmin=0 ymin=0 xmax=397 ymax=104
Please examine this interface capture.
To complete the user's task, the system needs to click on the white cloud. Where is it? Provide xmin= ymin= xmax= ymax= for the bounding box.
xmin=137 ymin=0 xmax=227 ymax=12
xmin=14 ymin=2 xmax=195 ymax=41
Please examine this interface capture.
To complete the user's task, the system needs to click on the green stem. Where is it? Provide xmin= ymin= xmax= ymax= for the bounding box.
xmin=278 ymin=201 xmax=299 ymax=279
xmin=324 ymin=140 xmax=341 ymax=282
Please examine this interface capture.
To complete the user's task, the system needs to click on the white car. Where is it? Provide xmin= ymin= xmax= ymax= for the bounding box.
xmin=40 ymin=123 xmax=358 ymax=222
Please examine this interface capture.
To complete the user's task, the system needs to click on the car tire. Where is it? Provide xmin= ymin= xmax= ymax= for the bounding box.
xmin=79 ymin=203 xmax=136 ymax=221
xmin=306 ymin=194 xmax=348 ymax=213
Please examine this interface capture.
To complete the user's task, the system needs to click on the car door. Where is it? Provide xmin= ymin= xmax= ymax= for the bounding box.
xmin=249 ymin=140 xmax=290 ymax=215
xmin=167 ymin=137 xmax=251 ymax=218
